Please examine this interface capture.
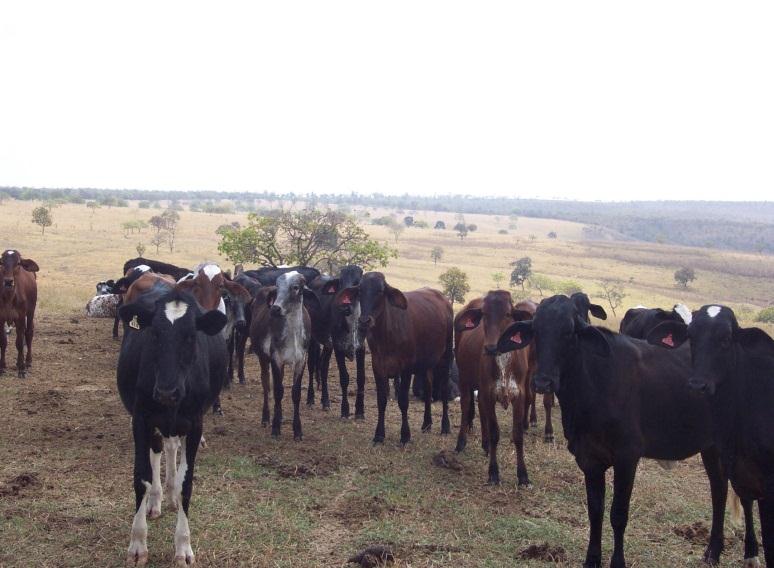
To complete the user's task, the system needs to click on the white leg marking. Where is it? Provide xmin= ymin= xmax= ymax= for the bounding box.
xmin=126 ymin=480 xmax=151 ymax=566
xmin=163 ymin=437 xmax=180 ymax=510
xmin=174 ymin=436 xmax=194 ymax=565
xmin=148 ymin=450 xmax=162 ymax=519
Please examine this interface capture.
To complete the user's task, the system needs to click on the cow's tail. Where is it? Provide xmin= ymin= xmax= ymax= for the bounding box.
xmin=728 ymin=488 xmax=744 ymax=530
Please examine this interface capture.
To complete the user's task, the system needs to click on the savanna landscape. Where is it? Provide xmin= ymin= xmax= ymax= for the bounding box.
xmin=1 ymin=196 xmax=773 ymax=568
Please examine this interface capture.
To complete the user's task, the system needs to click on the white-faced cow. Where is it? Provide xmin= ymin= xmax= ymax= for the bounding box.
xmin=117 ymin=287 xmax=227 ymax=566
xmin=249 ymin=271 xmax=320 ymax=439
xmin=0 ymin=250 xmax=39 ymax=378
xmin=648 ymin=304 xmax=770 ymax=568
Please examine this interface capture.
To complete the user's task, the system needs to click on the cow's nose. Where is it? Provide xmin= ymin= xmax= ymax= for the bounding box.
xmin=3 ymin=279 xmax=13 ymax=288
xmin=270 ymin=305 xmax=282 ymax=318
xmin=484 ymin=344 xmax=498 ymax=356
xmin=688 ymin=376 xmax=709 ymax=393
xmin=532 ymin=374 xmax=556 ymax=394
xmin=153 ymin=386 xmax=181 ymax=406
xmin=235 ymin=318 xmax=247 ymax=330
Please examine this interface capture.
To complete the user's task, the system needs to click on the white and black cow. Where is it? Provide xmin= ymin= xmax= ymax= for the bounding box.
xmin=249 ymin=271 xmax=319 ymax=439
xmin=117 ymin=288 xmax=227 ymax=566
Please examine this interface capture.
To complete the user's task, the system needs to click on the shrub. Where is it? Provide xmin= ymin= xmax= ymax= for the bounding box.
xmin=756 ymin=307 xmax=774 ymax=323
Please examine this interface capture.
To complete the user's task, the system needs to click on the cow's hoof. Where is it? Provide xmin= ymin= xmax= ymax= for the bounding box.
xmin=294 ymin=433 xmax=303 ymax=442
xmin=126 ymin=546 xmax=148 ymax=566
xmin=322 ymin=403 xmax=331 ymax=411
xmin=487 ymin=476 xmax=500 ymax=486
xmin=544 ymin=434 xmax=554 ymax=443
xmin=530 ymin=420 xmax=538 ymax=428
xmin=421 ymin=423 xmax=432 ymax=433
xmin=17 ymin=369 xmax=26 ymax=379
xmin=354 ymin=413 xmax=365 ymax=420
xmin=743 ymin=558 xmax=761 ymax=568
xmin=148 ymin=492 xmax=162 ymax=519
xmin=175 ymin=550 xmax=195 ymax=566
xmin=372 ymin=436 xmax=384 ymax=445
xmin=518 ymin=479 xmax=532 ymax=489
xmin=212 ymin=407 xmax=223 ymax=416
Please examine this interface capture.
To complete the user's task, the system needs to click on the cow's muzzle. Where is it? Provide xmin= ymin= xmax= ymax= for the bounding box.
xmin=270 ymin=305 xmax=283 ymax=318
xmin=688 ymin=376 xmax=715 ymax=395
xmin=235 ymin=318 xmax=247 ymax=330
xmin=3 ymin=279 xmax=14 ymax=289
xmin=532 ymin=373 xmax=558 ymax=394
xmin=357 ymin=316 xmax=373 ymax=332
xmin=153 ymin=386 xmax=181 ymax=406
xmin=484 ymin=344 xmax=498 ymax=357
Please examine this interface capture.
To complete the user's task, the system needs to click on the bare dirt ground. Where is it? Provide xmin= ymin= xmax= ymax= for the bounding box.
xmin=0 ymin=313 xmax=758 ymax=567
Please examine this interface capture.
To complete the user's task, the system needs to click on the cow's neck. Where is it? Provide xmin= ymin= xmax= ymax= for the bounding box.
xmin=556 ymin=346 xmax=610 ymax=446
xmin=279 ymin=304 xmax=305 ymax=346
xmin=369 ymin=303 xmax=410 ymax=355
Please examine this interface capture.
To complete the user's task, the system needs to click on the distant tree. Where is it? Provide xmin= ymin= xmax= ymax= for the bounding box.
xmin=430 ymin=246 xmax=444 ymax=265
xmin=674 ymin=267 xmax=696 ymax=288
xmin=389 ymin=221 xmax=405 ymax=242
xmin=547 ymin=231 xmax=557 ymax=239
xmin=86 ymin=201 xmax=100 ymax=215
xmin=756 ymin=307 xmax=774 ymax=323
xmin=453 ymin=222 xmax=468 ymax=239
xmin=414 ymin=220 xmax=429 ymax=229
xmin=150 ymin=232 xmax=167 ymax=254
xmin=467 ymin=224 xmax=478 ymax=232
xmin=0 ymin=191 xmax=10 ymax=203
xmin=498 ymin=229 xmax=508 ymax=235
xmin=529 ymin=273 xmax=555 ymax=297
xmin=434 ymin=220 xmax=446 ymax=230
xmin=32 ymin=206 xmax=53 ymax=235
xmin=528 ymin=234 xmax=537 ymax=242
xmin=599 ymin=280 xmax=626 ymax=317
xmin=138 ymin=201 xmax=151 ymax=209
xmin=509 ymin=257 xmax=532 ymax=290
xmin=556 ymin=280 xmax=583 ymax=296
xmin=403 ymin=216 xmax=414 ymax=227
xmin=439 ymin=267 xmax=470 ymax=306
xmin=162 ymin=209 xmax=180 ymax=252
xmin=492 ymin=271 xmax=505 ymax=289
xmin=136 ymin=242 xmax=146 ymax=257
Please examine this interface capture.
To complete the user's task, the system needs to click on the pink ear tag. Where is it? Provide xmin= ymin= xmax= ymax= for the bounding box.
xmin=511 ymin=331 xmax=522 ymax=344
xmin=327 ymin=286 xmax=336 ymax=294
xmin=662 ymin=333 xmax=674 ymax=347
xmin=465 ymin=318 xmax=475 ymax=328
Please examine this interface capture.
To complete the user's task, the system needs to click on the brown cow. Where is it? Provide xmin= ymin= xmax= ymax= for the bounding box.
xmin=453 ymin=297 xmax=483 ymax=453
xmin=333 ymin=272 xmax=453 ymax=445
xmin=0 ymin=250 xmax=39 ymax=378
xmin=454 ymin=290 xmax=534 ymax=485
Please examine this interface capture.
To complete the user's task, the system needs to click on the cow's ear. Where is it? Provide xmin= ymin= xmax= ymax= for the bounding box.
xmin=577 ymin=324 xmax=611 ymax=357
xmin=106 ymin=279 xmax=115 ymax=287
xmin=20 ymin=259 xmax=39 ymax=272
xmin=455 ymin=308 xmax=482 ymax=333
xmin=176 ymin=279 xmax=196 ymax=293
xmin=303 ymin=288 xmax=321 ymax=313
xmin=736 ymin=327 xmax=774 ymax=355
xmin=223 ymin=280 xmax=251 ymax=302
xmin=265 ymin=287 xmax=278 ymax=307
xmin=385 ymin=284 xmax=408 ymax=309
xmin=119 ymin=302 xmax=154 ymax=329
xmin=646 ymin=321 xmax=688 ymax=349
xmin=497 ymin=321 xmax=534 ymax=353
xmin=196 ymin=310 xmax=227 ymax=336
xmin=511 ymin=309 xmax=533 ymax=322
xmin=322 ymin=278 xmax=340 ymax=296
xmin=333 ymin=286 xmax=359 ymax=308
xmin=589 ymin=303 xmax=607 ymax=320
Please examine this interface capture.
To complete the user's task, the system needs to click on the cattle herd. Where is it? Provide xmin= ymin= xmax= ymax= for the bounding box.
xmin=2 ymin=248 xmax=774 ymax=567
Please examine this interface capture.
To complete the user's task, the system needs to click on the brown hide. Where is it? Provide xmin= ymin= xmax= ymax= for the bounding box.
xmin=0 ymin=250 xmax=39 ymax=376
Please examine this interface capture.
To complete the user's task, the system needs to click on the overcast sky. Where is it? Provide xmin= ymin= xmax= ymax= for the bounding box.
xmin=1 ymin=2 xmax=772 ymax=201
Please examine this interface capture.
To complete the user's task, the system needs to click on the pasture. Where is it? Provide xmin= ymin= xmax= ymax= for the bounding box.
xmin=0 ymin=199 xmax=772 ymax=567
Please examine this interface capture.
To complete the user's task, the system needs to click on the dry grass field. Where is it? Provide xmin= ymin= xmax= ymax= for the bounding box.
xmin=0 ymin=199 xmax=772 ymax=567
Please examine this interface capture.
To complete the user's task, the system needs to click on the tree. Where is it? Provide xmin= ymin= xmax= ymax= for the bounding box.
xmin=389 ymin=221 xmax=405 ymax=242
xmin=430 ymin=246 xmax=443 ymax=265
xmin=136 ymin=242 xmax=146 ymax=257
xmin=756 ymin=307 xmax=774 ymax=323
xmin=529 ymin=273 xmax=554 ymax=297
xmin=86 ymin=201 xmax=100 ymax=231
xmin=556 ymin=280 xmax=583 ymax=296
xmin=32 ymin=206 xmax=53 ymax=235
xmin=439 ymin=267 xmax=470 ymax=306
xmin=547 ymin=231 xmax=557 ymax=239
xmin=674 ymin=267 xmax=696 ymax=288
xmin=492 ymin=271 xmax=505 ymax=289
xmin=403 ymin=216 xmax=414 ymax=227
xmin=161 ymin=209 xmax=180 ymax=252
xmin=467 ymin=224 xmax=478 ymax=232
xmin=509 ymin=257 xmax=532 ymax=290
xmin=599 ymin=280 xmax=626 ymax=317
xmin=217 ymin=209 xmax=397 ymax=273
xmin=453 ymin=222 xmax=468 ymax=239
xmin=434 ymin=220 xmax=446 ymax=230
xmin=150 ymin=232 xmax=167 ymax=254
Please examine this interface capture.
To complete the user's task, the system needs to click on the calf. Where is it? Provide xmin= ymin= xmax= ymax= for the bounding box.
xmin=117 ymin=287 xmax=227 ymax=566
xmin=249 ymin=271 xmax=319 ymax=439
xmin=123 ymin=257 xmax=193 ymax=281
xmin=498 ymin=295 xmax=737 ymax=567
xmin=454 ymin=291 xmax=534 ymax=485
xmin=228 ymin=271 xmax=262 ymax=386
xmin=85 ymin=294 xmax=120 ymax=318
xmin=112 ymin=264 xmax=153 ymax=339
xmin=95 ymin=280 xmax=116 ymax=295
xmin=648 ymin=305 xmax=769 ymax=567
xmin=0 ymin=250 xmax=39 ymax=378
xmin=620 ymin=303 xmax=692 ymax=338
xmin=332 ymin=272 xmax=452 ymax=444
xmin=453 ymin=297 xmax=483 ymax=451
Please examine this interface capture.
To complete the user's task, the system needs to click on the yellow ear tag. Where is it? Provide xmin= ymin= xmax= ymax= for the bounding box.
xmin=129 ymin=315 xmax=140 ymax=330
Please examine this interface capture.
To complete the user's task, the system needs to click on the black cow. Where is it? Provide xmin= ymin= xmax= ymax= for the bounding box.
xmin=648 ymin=304 xmax=769 ymax=568
xmin=117 ymin=288 xmax=227 ymax=566
xmin=498 ymin=295 xmax=737 ymax=568
xmin=242 ymin=265 xmax=321 ymax=287
xmin=620 ymin=304 xmax=692 ymax=338
xmin=123 ymin=257 xmax=193 ymax=282
xmin=226 ymin=271 xmax=262 ymax=386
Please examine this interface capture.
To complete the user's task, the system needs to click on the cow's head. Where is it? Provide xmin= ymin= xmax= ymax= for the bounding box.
xmin=331 ymin=272 xmax=406 ymax=334
xmin=178 ymin=263 xmax=251 ymax=330
xmin=119 ymin=290 xmax=226 ymax=407
xmin=321 ymin=266 xmax=366 ymax=357
xmin=455 ymin=291 xmax=533 ymax=356
xmin=0 ymin=250 xmax=39 ymax=292
xmin=647 ymin=304 xmax=774 ymax=395
xmin=498 ymin=294 xmax=610 ymax=394
xmin=96 ymin=280 xmax=115 ymax=295
xmin=570 ymin=292 xmax=608 ymax=323
xmin=265 ymin=271 xmax=320 ymax=318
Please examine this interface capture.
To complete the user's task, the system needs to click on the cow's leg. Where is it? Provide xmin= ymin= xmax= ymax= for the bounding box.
xmin=175 ymin=428 xmax=200 ymax=566
xmin=14 ymin=317 xmax=26 ymax=378
xmin=543 ymin=393 xmax=555 ymax=443
xmin=163 ymin=437 xmax=181 ymax=511
xmin=291 ymin=360 xmax=305 ymax=441
xmin=481 ymin=390 xmax=500 ymax=485
xmin=113 ymin=300 xmax=122 ymax=340
xmin=306 ymin=341 xmax=319 ymax=406
xmin=759 ymin=494 xmax=774 ymax=568
xmin=610 ymin=460 xmax=637 ymax=568
xmin=479 ymin=395 xmax=490 ymax=454
xmin=335 ymin=349 xmax=351 ymax=418
xmin=24 ymin=309 xmax=34 ymax=367
xmin=373 ymin=372 xmax=388 ymax=444
xmin=582 ymin=464 xmax=606 ymax=568
xmin=127 ymin=416 xmax=152 ymax=566
xmin=421 ymin=369 xmax=433 ymax=432
xmin=741 ymin=497 xmax=760 ymax=567
xmin=397 ymin=370 xmax=412 ymax=446
xmin=320 ymin=344 xmax=332 ymax=410
xmin=455 ymin=384 xmax=472 ymax=453
xmin=147 ymin=432 xmax=163 ymax=519
xmin=211 ymin=395 xmax=223 ymax=416
xmin=354 ymin=347 xmax=366 ymax=419
xmin=0 ymin=318 xmax=7 ymax=373
xmin=439 ymin=369 xmax=450 ymax=435
xmin=225 ymin=330 xmax=235 ymax=388
xmin=528 ymin=388 xmax=538 ymax=429
xmin=511 ymin=392 xmax=530 ymax=487
xmin=271 ymin=361 xmax=285 ymax=437
xmin=236 ymin=329 xmax=248 ymax=384
xmin=259 ymin=355 xmax=271 ymax=426
xmin=700 ymin=448 xmax=727 ymax=564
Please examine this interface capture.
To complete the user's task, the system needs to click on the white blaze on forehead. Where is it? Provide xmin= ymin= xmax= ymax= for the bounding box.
xmin=202 ymin=263 xmax=221 ymax=280
xmin=706 ymin=305 xmax=722 ymax=318
xmin=674 ymin=304 xmax=692 ymax=324
xmin=4 ymin=250 xmax=17 ymax=256
xmin=164 ymin=301 xmax=188 ymax=323
xmin=135 ymin=264 xmax=151 ymax=273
